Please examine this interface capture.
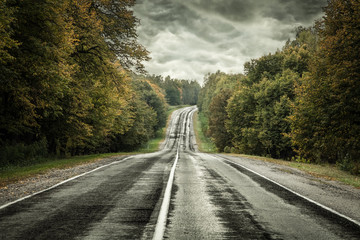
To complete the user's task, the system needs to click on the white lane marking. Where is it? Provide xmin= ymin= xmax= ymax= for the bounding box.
xmin=184 ymin=108 xmax=196 ymax=150
xmin=153 ymin=107 xmax=189 ymax=239
xmin=152 ymin=150 xmax=179 ymax=240
xmin=216 ymin=156 xmax=360 ymax=227
xmin=0 ymin=156 xmax=133 ymax=210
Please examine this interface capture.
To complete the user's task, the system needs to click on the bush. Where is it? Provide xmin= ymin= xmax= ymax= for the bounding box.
xmin=231 ymin=147 xmax=240 ymax=154
xmin=0 ymin=138 xmax=48 ymax=167
xmin=292 ymin=156 xmax=311 ymax=164
xmin=337 ymin=154 xmax=360 ymax=175
xmin=224 ymin=146 xmax=231 ymax=153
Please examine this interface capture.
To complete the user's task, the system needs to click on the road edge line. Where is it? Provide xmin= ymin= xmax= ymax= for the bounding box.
xmin=218 ymin=157 xmax=360 ymax=227
xmin=152 ymin=150 xmax=179 ymax=240
xmin=0 ymin=156 xmax=133 ymax=210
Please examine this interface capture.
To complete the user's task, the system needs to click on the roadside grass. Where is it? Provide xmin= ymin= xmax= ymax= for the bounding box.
xmin=193 ymin=111 xmax=216 ymax=153
xmin=0 ymin=105 xmax=190 ymax=186
xmin=0 ymin=152 xmax=129 ymax=188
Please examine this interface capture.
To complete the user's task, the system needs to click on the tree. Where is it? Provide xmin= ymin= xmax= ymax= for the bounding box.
xmin=289 ymin=0 xmax=360 ymax=172
xmin=93 ymin=0 xmax=150 ymax=72
xmin=208 ymin=89 xmax=233 ymax=152
xmin=165 ymin=86 xmax=181 ymax=105
xmin=253 ymin=70 xmax=297 ymax=159
xmin=162 ymin=76 xmax=180 ymax=105
xmin=0 ymin=0 xmax=150 ymax=164
xmin=197 ymin=71 xmax=241 ymax=116
xmin=244 ymin=53 xmax=284 ymax=85
xmin=0 ymin=0 xmax=18 ymax=64
xmin=225 ymin=29 xmax=315 ymax=158
xmin=110 ymin=91 xmax=157 ymax=151
xmin=182 ymin=81 xmax=201 ymax=105
xmin=226 ymin=85 xmax=259 ymax=154
xmin=132 ymin=77 xmax=167 ymax=131
xmin=0 ymin=0 xmax=76 ymax=146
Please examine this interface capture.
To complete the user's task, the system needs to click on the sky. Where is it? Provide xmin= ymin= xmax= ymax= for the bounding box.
xmin=133 ymin=0 xmax=327 ymax=84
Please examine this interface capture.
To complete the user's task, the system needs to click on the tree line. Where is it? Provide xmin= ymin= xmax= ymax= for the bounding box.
xmin=145 ymin=75 xmax=200 ymax=106
xmin=198 ymin=0 xmax=360 ymax=174
xmin=0 ymin=0 xmax=200 ymax=167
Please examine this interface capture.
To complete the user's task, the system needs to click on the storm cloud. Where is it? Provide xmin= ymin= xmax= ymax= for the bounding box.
xmin=133 ymin=0 xmax=327 ymax=83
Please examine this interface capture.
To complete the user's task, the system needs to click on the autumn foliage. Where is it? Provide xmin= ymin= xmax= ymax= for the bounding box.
xmin=198 ymin=0 xmax=360 ymax=174
xmin=0 ymin=0 xmax=199 ymax=166
xmin=289 ymin=0 xmax=360 ymax=173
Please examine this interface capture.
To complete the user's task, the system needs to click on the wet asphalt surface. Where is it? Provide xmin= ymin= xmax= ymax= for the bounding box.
xmin=1 ymin=106 xmax=360 ymax=239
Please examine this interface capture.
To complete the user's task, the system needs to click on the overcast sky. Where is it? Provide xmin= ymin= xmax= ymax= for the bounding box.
xmin=133 ymin=0 xmax=327 ymax=83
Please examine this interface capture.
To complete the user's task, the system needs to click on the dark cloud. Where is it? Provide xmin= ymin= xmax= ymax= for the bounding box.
xmin=280 ymin=0 xmax=327 ymax=22
xmin=187 ymin=0 xmax=327 ymax=23
xmin=133 ymin=0 xmax=327 ymax=83
xmin=188 ymin=0 xmax=257 ymax=22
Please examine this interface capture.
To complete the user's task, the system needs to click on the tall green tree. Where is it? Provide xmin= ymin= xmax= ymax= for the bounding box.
xmin=252 ymin=70 xmax=297 ymax=159
xmin=226 ymin=85 xmax=259 ymax=154
xmin=163 ymin=76 xmax=181 ymax=105
xmin=208 ymin=89 xmax=233 ymax=152
xmin=197 ymin=71 xmax=242 ymax=148
xmin=197 ymin=71 xmax=241 ymax=116
xmin=182 ymin=81 xmax=201 ymax=105
xmin=225 ymin=28 xmax=316 ymax=158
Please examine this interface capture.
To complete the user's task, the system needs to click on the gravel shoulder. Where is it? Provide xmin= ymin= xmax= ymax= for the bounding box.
xmin=0 ymin=155 xmax=129 ymax=207
xmin=215 ymin=153 xmax=360 ymax=223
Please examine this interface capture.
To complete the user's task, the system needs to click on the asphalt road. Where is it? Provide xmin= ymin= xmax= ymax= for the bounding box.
xmin=0 ymin=106 xmax=359 ymax=239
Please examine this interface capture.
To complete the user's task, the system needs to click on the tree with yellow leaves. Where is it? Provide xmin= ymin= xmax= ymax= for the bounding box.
xmin=0 ymin=0 xmax=150 ymax=164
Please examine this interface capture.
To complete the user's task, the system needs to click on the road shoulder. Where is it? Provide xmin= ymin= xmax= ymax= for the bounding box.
xmin=214 ymin=153 xmax=360 ymax=223
xmin=0 ymin=155 xmax=129 ymax=207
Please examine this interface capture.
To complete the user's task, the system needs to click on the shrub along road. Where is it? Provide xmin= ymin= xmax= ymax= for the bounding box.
xmin=0 ymin=106 xmax=359 ymax=239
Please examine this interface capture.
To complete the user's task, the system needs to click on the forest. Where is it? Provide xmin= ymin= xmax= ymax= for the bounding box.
xmin=0 ymin=0 xmax=200 ymax=167
xmin=1 ymin=0 xmax=359 ymax=175
xmin=198 ymin=0 xmax=360 ymax=174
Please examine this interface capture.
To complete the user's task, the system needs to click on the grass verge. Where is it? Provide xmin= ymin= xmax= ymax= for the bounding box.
xmin=193 ymin=111 xmax=216 ymax=153
xmin=0 ymin=152 xmax=130 ymax=187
